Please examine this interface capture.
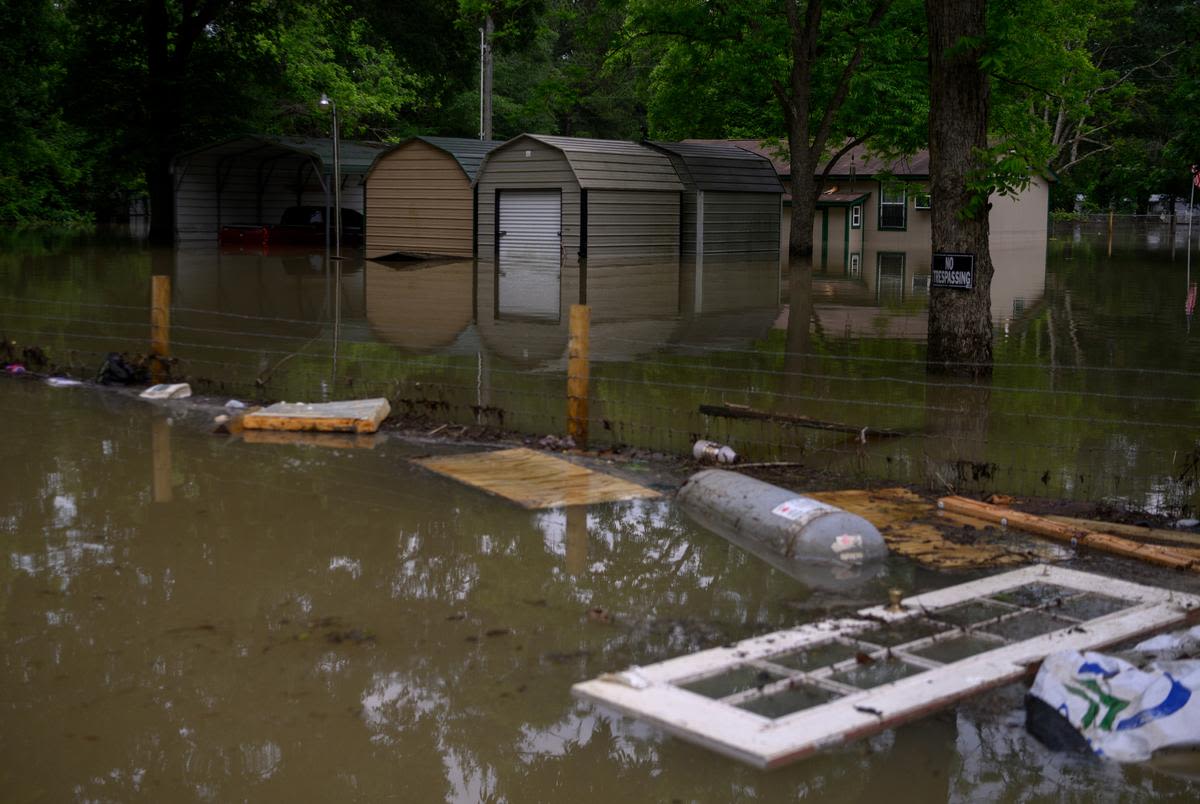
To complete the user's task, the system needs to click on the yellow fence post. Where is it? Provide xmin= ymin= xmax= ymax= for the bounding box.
xmin=567 ymin=304 xmax=590 ymax=448
xmin=150 ymin=275 xmax=171 ymax=382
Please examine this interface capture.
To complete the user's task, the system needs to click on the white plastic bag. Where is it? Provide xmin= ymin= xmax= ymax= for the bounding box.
xmin=1029 ymin=649 xmax=1200 ymax=761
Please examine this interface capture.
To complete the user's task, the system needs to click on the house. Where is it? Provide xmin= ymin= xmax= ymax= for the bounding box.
xmin=363 ymin=137 xmax=499 ymax=260
xmin=689 ymin=140 xmax=1052 ymax=269
xmin=172 ymin=135 xmax=386 ymax=243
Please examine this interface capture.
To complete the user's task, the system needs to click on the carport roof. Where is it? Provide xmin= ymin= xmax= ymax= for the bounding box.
xmin=174 ymin=135 xmax=388 ymax=175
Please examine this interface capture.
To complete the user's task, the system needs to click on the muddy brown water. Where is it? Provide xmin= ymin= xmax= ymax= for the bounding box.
xmin=2 ymin=223 xmax=1200 ymax=799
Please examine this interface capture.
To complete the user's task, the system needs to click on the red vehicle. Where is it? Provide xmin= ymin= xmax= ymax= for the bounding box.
xmin=218 ymin=206 xmax=364 ymax=248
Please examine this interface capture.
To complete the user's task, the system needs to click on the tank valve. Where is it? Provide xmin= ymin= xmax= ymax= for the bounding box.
xmin=887 ymin=588 xmax=905 ymax=613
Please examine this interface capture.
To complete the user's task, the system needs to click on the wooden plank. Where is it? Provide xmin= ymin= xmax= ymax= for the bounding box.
xmin=940 ymin=496 xmax=1200 ymax=572
xmin=412 ymin=447 xmax=660 ymax=509
xmin=699 ymin=402 xmax=908 ymax=438
xmin=241 ymin=398 xmax=390 ymax=434
xmin=572 ymin=565 xmax=1200 ymax=769
xmin=810 ymin=488 xmax=1061 ymax=570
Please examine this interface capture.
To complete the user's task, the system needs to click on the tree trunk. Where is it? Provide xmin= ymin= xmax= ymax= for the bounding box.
xmin=925 ymin=0 xmax=993 ymax=377
xmin=788 ymin=155 xmax=819 ymax=260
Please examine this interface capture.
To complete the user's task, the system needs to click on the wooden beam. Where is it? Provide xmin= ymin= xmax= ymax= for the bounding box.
xmin=699 ymin=402 xmax=907 ymax=439
xmin=939 ymin=496 xmax=1200 ymax=572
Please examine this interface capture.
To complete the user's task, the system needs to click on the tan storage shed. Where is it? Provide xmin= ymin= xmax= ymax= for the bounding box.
xmin=475 ymin=135 xmax=685 ymax=266
xmin=364 ymin=136 xmax=498 ymax=260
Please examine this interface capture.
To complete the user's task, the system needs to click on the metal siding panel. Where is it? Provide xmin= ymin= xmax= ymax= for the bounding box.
xmin=587 ymin=190 xmax=680 ymax=258
xmin=365 ymin=144 xmax=474 ymax=258
xmin=700 ymin=192 xmax=781 ymax=255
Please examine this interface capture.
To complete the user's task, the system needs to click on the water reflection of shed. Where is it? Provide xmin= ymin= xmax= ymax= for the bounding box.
xmin=364 ymin=137 xmax=498 ymax=260
xmin=172 ymin=136 xmax=385 ymax=242
xmin=475 ymin=135 xmax=684 ymax=266
xmin=364 ymin=260 xmax=474 ymax=352
xmin=646 ymin=141 xmax=782 ymax=259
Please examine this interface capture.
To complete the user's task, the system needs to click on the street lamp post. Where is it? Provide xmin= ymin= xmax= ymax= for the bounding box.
xmin=319 ymin=93 xmax=342 ymax=259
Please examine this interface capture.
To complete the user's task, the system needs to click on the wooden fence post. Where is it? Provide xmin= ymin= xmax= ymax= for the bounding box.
xmin=567 ymin=304 xmax=590 ymax=447
xmin=150 ymin=275 xmax=171 ymax=382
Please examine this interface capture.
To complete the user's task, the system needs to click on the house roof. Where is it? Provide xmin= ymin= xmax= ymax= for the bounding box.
xmin=816 ymin=192 xmax=871 ymax=207
xmin=370 ymin=136 xmax=499 ymax=182
xmin=175 ymin=135 xmax=388 ymax=175
xmin=646 ymin=141 xmax=783 ymax=194
xmin=683 ymin=139 xmax=931 ymax=179
xmin=482 ymin=134 xmax=685 ymax=192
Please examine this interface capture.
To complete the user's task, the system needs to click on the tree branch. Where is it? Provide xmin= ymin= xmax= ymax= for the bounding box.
xmin=820 ymin=133 xmax=873 ymax=179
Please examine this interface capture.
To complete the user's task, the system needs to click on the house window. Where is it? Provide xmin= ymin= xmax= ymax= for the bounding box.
xmin=914 ymin=192 xmax=932 ymax=210
xmin=877 ymin=252 xmax=905 ymax=302
xmin=879 ymin=185 xmax=906 ymax=230
xmin=850 ymin=205 xmax=862 ymax=228
xmin=849 ymin=253 xmax=862 ymax=278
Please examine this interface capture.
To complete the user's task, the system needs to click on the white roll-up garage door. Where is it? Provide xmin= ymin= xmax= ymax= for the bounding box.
xmin=497 ymin=190 xmax=562 ymax=321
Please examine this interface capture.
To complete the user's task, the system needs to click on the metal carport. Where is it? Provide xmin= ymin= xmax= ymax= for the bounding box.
xmin=171 ymin=135 xmax=386 ymax=243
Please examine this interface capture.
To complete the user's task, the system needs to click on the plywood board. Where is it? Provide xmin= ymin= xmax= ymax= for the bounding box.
xmin=412 ymin=447 xmax=661 ymax=509
xmin=241 ymin=398 xmax=390 ymax=434
xmin=810 ymin=488 xmax=1065 ymax=569
xmin=573 ymin=565 xmax=1200 ymax=769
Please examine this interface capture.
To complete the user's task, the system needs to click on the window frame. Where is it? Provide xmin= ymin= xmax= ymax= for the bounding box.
xmin=878 ymin=183 xmax=907 ymax=231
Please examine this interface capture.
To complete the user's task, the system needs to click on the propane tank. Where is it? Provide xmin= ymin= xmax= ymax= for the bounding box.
xmin=677 ymin=469 xmax=887 ymax=566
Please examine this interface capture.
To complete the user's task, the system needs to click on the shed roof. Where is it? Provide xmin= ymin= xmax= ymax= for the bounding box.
xmin=482 ymin=134 xmax=685 ymax=192
xmin=370 ymin=136 xmax=499 ymax=182
xmin=646 ymin=141 xmax=783 ymax=193
xmin=174 ymin=135 xmax=387 ymax=175
xmin=683 ymin=139 xmax=931 ymax=179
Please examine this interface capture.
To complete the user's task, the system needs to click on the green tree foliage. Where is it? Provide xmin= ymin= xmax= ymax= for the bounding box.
xmin=625 ymin=0 xmax=929 ymax=257
xmin=0 ymin=1 xmax=86 ymax=222
xmin=443 ymin=0 xmax=643 ymax=139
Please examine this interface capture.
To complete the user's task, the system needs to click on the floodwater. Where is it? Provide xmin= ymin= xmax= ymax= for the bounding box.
xmin=2 ymin=222 xmax=1200 ymax=800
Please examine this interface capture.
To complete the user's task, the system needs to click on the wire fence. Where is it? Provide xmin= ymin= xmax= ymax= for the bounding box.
xmin=3 ymin=269 xmax=1199 ymax=515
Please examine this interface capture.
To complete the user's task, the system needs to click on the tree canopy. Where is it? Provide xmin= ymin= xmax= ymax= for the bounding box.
xmin=0 ymin=0 xmax=1195 ymax=224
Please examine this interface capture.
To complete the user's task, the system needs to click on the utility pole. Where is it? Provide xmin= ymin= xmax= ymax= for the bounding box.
xmin=480 ymin=14 xmax=494 ymax=140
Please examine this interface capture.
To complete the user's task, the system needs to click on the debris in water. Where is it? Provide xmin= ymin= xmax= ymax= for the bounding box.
xmin=573 ymin=565 xmax=1200 ymax=770
xmin=96 ymin=352 xmax=143 ymax=385
xmin=1028 ymin=648 xmax=1200 ymax=761
xmin=587 ymin=607 xmax=613 ymax=624
xmin=140 ymin=383 xmax=191 ymax=400
xmin=225 ymin=399 xmax=247 ymax=410
xmin=242 ymin=398 xmax=390 ymax=434
xmin=413 ymin=447 xmax=659 ymax=509
xmin=692 ymin=440 xmax=738 ymax=465
xmin=485 ymin=628 xmax=511 ymax=638
xmin=45 ymin=377 xmax=82 ymax=388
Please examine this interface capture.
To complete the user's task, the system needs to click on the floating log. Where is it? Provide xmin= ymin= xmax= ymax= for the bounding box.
xmin=1044 ymin=515 xmax=1200 ymax=551
xmin=698 ymin=403 xmax=907 ymax=439
xmin=938 ymin=496 xmax=1200 ymax=573
xmin=242 ymin=398 xmax=390 ymax=434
